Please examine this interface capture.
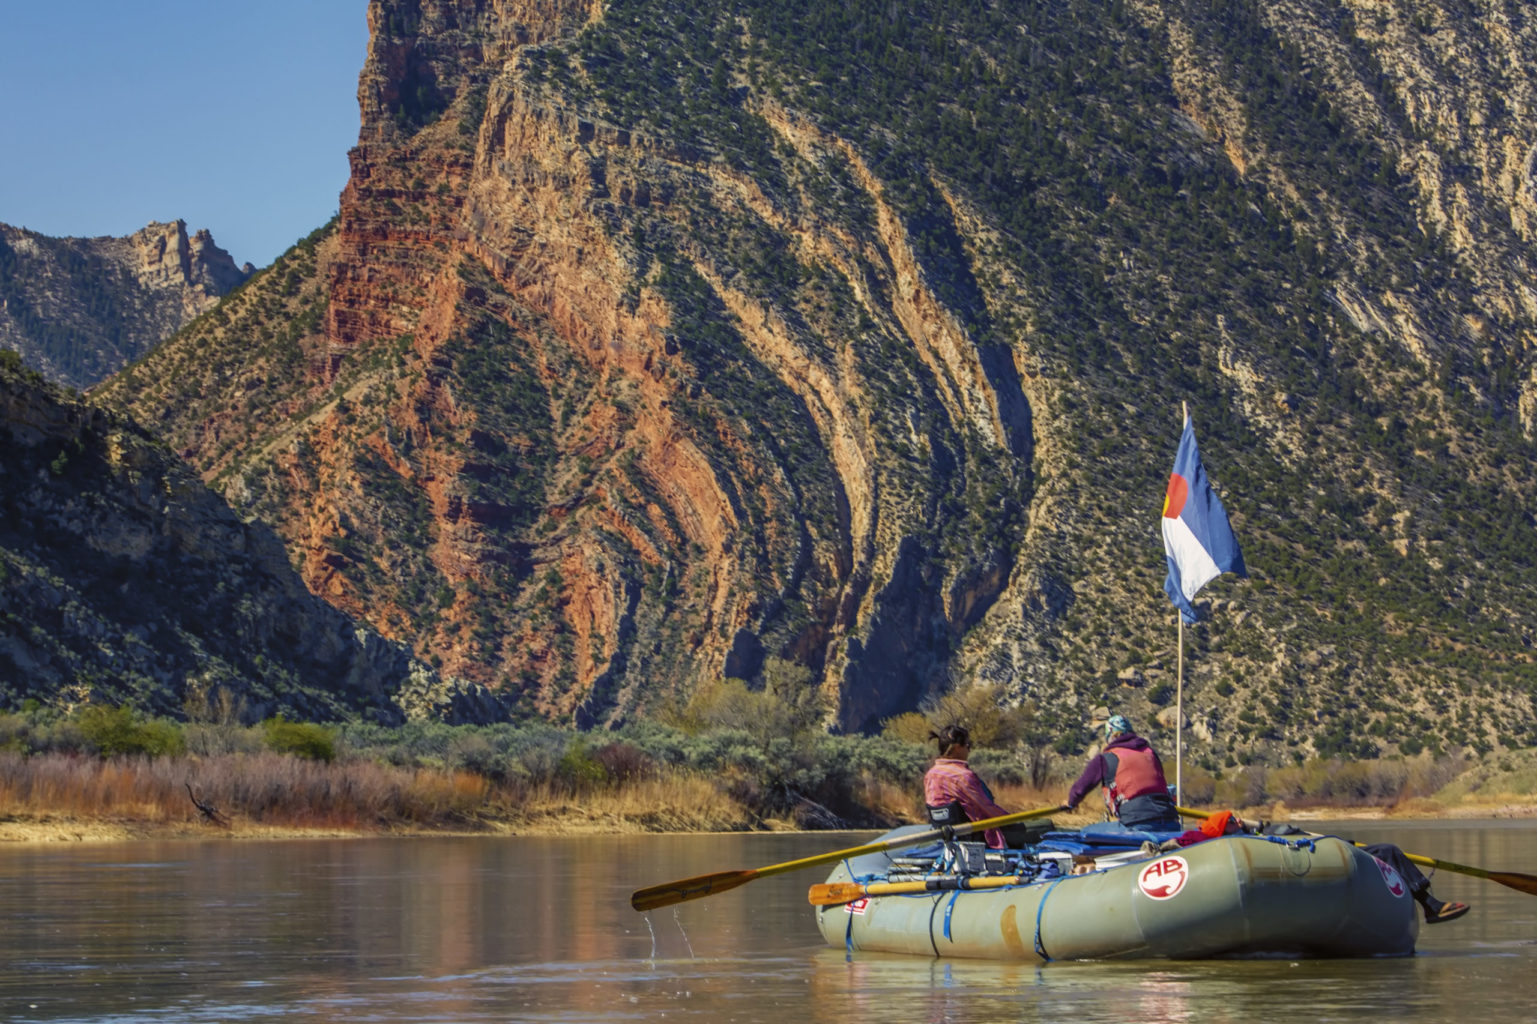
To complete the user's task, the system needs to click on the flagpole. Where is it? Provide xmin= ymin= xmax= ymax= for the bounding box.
xmin=1174 ymin=401 xmax=1187 ymax=805
xmin=1175 ymin=614 xmax=1183 ymax=803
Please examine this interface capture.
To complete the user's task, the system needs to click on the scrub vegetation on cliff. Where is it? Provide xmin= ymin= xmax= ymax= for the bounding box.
xmin=0 ymin=354 xmax=442 ymax=721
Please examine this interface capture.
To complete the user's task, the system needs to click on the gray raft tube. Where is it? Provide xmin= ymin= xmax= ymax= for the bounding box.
xmin=814 ymin=827 xmax=1419 ymax=961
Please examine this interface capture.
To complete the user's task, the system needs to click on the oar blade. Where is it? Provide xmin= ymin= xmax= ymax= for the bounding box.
xmin=1488 ymin=870 xmax=1537 ymax=897
xmin=1399 ymin=855 xmax=1537 ymax=898
xmin=630 ymin=869 xmax=758 ymax=912
xmin=807 ymin=882 xmax=868 ymax=906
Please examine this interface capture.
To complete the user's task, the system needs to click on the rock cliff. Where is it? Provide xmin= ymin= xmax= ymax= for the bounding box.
xmin=0 ymin=352 xmax=448 ymax=721
xmin=0 ymin=220 xmax=252 ymax=389
xmin=97 ymin=0 xmax=1537 ymax=762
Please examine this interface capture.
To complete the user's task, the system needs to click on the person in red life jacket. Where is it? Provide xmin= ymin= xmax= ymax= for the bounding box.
xmin=1060 ymin=713 xmax=1181 ymax=832
xmin=923 ymin=724 xmax=1011 ymax=849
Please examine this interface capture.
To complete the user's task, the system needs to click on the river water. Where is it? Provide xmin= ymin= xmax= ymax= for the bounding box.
xmin=0 ymin=819 xmax=1532 ymax=1023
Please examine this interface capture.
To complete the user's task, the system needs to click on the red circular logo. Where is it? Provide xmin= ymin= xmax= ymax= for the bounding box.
xmin=1138 ymin=856 xmax=1190 ymax=900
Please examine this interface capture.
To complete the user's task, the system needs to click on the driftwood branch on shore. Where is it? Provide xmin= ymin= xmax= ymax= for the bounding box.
xmin=186 ymin=782 xmax=230 ymax=828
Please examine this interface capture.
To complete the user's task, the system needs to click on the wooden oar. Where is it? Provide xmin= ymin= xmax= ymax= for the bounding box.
xmin=630 ymin=804 xmax=1062 ymax=912
xmin=809 ymin=873 xmax=1031 ymax=906
xmin=1386 ymin=854 xmax=1537 ymax=896
xmin=1175 ymin=805 xmax=1537 ymax=898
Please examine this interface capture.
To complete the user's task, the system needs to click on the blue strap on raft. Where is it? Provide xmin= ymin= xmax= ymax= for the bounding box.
xmin=1033 ymin=875 xmax=1069 ymax=960
xmin=942 ymin=890 xmax=962 ymax=940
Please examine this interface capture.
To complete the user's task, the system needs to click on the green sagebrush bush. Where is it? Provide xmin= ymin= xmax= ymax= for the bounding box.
xmin=261 ymin=716 xmax=337 ymax=762
xmin=73 ymin=705 xmax=186 ymax=758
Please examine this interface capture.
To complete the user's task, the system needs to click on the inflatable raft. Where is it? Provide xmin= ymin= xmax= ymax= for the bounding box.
xmin=813 ymin=824 xmax=1419 ymax=960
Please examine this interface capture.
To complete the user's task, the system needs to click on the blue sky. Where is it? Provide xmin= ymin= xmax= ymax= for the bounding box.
xmin=0 ymin=2 xmax=368 ymax=269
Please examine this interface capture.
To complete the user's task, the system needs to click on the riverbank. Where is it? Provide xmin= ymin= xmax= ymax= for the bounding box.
xmin=1269 ymin=798 xmax=1537 ymax=821
xmin=0 ymin=809 xmax=802 ymax=845
xmin=0 ymin=748 xmax=817 ymax=844
xmin=0 ymin=725 xmax=1533 ymax=845
xmin=3 ymin=794 xmax=1533 ymax=845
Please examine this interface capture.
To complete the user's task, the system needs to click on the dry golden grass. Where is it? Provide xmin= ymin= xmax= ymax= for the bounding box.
xmin=849 ymin=775 xmax=921 ymax=824
xmin=0 ymin=746 xmax=1517 ymax=846
xmin=991 ymin=781 xmax=1066 ymax=810
xmin=497 ymin=774 xmax=758 ymax=834
xmin=0 ymin=752 xmax=764 ymax=840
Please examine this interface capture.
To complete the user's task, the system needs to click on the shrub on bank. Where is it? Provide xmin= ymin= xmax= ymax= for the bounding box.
xmin=262 ymin=717 xmax=337 ymax=762
xmin=74 ymin=706 xmax=186 ymax=758
xmin=0 ymin=750 xmax=493 ymax=830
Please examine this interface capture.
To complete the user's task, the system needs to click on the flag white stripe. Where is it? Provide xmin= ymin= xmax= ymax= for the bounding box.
xmin=1162 ymin=517 xmax=1220 ymax=600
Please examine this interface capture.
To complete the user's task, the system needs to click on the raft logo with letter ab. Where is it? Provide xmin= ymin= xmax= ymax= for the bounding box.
xmin=1137 ymin=856 xmax=1189 ymax=900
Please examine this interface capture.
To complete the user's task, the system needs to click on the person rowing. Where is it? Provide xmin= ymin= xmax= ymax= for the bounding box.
xmin=923 ymin=724 xmax=1012 ymax=849
xmin=1060 ymin=713 xmax=1181 ymax=831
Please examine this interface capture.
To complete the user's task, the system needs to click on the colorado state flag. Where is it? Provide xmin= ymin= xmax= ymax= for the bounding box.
xmin=1161 ymin=414 xmax=1246 ymax=623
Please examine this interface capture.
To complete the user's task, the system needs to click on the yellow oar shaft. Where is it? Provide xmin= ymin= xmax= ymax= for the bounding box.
xmin=631 ymin=803 xmax=1061 ymax=912
xmin=746 ymin=806 xmax=1029 ymax=881
xmin=809 ymin=873 xmax=1030 ymax=906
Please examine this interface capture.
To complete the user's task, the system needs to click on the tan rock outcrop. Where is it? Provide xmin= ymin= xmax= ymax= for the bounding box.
xmin=0 ymin=220 xmax=250 ymax=388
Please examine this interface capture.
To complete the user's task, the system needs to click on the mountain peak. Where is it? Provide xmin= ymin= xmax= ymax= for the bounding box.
xmin=0 ymin=219 xmax=253 ymax=388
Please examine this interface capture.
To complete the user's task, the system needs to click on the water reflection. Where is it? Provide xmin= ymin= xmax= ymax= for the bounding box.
xmin=807 ymin=951 xmax=1446 ymax=1024
xmin=0 ymin=822 xmax=1530 ymax=1023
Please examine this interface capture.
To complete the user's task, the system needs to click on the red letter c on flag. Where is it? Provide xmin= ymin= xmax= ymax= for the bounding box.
xmin=1163 ymin=474 xmax=1188 ymax=518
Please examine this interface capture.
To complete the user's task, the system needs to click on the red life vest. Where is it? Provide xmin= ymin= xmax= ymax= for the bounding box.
xmin=1104 ymin=746 xmax=1168 ymax=812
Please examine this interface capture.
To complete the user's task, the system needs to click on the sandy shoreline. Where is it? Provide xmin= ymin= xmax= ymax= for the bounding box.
xmin=1271 ymin=800 xmax=1537 ymax=822
xmin=0 ymin=800 xmax=1532 ymax=845
xmin=0 ymin=816 xmax=749 ymax=844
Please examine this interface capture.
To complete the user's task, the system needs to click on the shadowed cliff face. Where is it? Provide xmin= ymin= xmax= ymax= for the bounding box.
xmin=0 ymin=356 xmax=447 ymax=721
xmin=100 ymin=0 xmax=1537 ymax=759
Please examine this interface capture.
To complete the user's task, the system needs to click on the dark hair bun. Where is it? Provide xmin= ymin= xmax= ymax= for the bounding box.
xmin=934 ymin=724 xmax=970 ymax=753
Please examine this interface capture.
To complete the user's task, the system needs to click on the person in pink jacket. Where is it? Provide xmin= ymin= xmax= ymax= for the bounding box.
xmin=922 ymin=724 xmax=1011 ymax=848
